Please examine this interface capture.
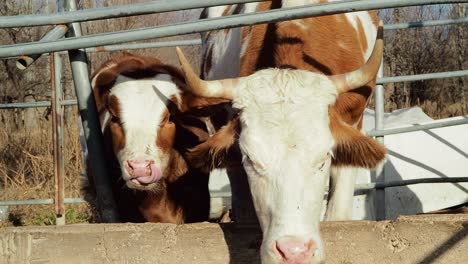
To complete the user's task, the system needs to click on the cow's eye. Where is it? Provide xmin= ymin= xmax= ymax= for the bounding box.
xmin=160 ymin=113 xmax=170 ymax=126
xmin=109 ymin=111 xmax=120 ymax=123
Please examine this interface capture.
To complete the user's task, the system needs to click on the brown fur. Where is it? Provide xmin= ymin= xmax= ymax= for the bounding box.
xmin=195 ymin=1 xmax=385 ymax=170
xmin=84 ymin=54 xmax=216 ymax=223
xmin=187 ymin=116 xmax=242 ymax=172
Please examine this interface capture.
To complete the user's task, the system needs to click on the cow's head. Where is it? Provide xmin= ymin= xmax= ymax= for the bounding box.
xmin=176 ymin=22 xmax=385 ymax=264
xmin=91 ymin=55 xmax=226 ymax=192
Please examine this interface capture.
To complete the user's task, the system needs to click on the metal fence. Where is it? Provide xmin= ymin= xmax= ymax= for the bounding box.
xmin=0 ymin=0 xmax=467 ymax=223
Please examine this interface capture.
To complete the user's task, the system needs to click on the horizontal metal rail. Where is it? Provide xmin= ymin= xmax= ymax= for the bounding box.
xmin=0 ymin=191 xmax=232 ymax=206
xmin=1 ymin=0 xmax=467 ymax=58
xmin=354 ymin=177 xmax=468 ymax=191
xmin=367 ymin=116 xmax=468 ymax=137
xmin=3 ymin=40 xmax=202 ymax=60
xmin=0 ymin=99 xmax=77 ymax=109
xmin=385 ymin=16 xmax=468 ymax=30
xmin=2 ymin=16 xmax=467 ymax=61
xmin=1 ymin=69 xmax=466 ymax=109
xmin=0 ymin=198 xmax=85 ymax=206
xmin=16 ymin=25 xmax=68 ymax=70
xmin=86 ymin=39 xmax=202 ymax=52
xmin=2 ymin=176 xmax=467 ymax=206
xmin=0 ymin=0 xmax=267 ymax=28
xmin=377 ymin=70 xmax=468 ymax=84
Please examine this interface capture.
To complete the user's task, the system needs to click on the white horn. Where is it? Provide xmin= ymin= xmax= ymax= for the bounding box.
xmin=175 ymin=47 xmax=237 ymax=100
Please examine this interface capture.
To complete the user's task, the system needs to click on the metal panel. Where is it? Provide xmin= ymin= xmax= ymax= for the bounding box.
xmin=63 ymin=0 xmax=119 ymax=222
xmin=374 ymin=62 xmax=386 ymax=220
xmin=1 ymin=0 xmax=467 ymax=58
xmin=16 ymin=25 xmax=68 ymax=70
xmin=0 ymin=0 xmax=267 ymax=28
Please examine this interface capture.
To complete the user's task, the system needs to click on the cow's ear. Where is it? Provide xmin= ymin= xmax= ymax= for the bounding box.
xmin=91 ymin=68 xmax=118 ymax=116
xmin=186 ymin=117 xmax=241 ymax=173
xmin=330 ymin=116 xmax=386 ymax=169
xmin=179 ymin=91 xmax=231 ymax=116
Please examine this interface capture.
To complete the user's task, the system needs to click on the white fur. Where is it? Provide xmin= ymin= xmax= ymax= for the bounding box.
xmin=109 ymin=74 xmax=180 ymax=180
xmin=230 ymin=69 xmax=338 ymax=263
xmin=282 ymin=0 xmax=321 ymax=8
xmin=202 ymin=3 xmax=259 ymax=79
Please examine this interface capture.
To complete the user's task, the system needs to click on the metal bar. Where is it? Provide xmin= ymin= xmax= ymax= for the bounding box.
xmin=355 ymin=177 xmax=468 ymax=191
xmin=1 ymin=176 xmax=468 ymax=206
xmin=0 ymin=0 xmax=267 ymax=28
xmin=64 ymin=0 xmax=119 ymax=222
xmin=385 ymin=16 xmax=468 ymax=30
xmin=374 ymin=61 xmax=386 ymax=220
xmin=86 ymin=39 xmax=203 ymax=52
xmin=0 ymin=100 xmax=77 ymax=109
xmin=0 ymin=198 xmax=86 ymax=206
xmin=367 ymin=116 xmax=468 ymax=137
xmin=1 ymin=0 xmax=467 ymax=58
xmin=0 ymin=69 xmax=465 ymax=109
xmin=3 ymin=14 xmax=468 ymax=60
xmin=15 ymin=25 xmax=68 ymax=70
xmin=51 ymin=52 xmax=66 ymax=226
xmin=377 ymin=70 xmax=468 ymax=84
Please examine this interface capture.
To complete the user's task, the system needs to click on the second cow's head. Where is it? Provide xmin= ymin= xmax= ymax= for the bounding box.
xmin=91 ymin=55 xmax=226 ymax=192
xmin=176 ymin=23 xmax=386 ymax=264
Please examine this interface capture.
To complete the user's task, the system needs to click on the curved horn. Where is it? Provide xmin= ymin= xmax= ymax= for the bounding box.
xmin=330 ymin=20 xmax=384 ymax=94
xmin=175 ymin=47 xmax=237 ymax=100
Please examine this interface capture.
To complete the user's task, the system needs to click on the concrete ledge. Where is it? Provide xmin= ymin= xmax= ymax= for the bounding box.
xmin=1 ymin=214 xmax=467 ymax=264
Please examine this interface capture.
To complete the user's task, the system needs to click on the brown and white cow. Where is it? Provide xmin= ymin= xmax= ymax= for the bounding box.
xmin=81 ymin=54 xmax=226 ymax=224
xmin=178 ymin=1 xmax=386 ymax=263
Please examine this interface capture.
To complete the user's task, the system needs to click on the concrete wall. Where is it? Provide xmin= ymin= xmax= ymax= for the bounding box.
xmin=1 ymin=214 xmax=467 ymax=264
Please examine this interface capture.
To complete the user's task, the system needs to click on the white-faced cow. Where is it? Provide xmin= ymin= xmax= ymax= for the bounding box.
xmin=179 ymin=1 xmax=387 ymax=263
xmin=81 ymin=54 xmax=226 ymax=224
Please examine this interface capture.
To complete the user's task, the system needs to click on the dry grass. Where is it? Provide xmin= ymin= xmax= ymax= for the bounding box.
xmin=0 ymin=115 xmax=92 ymax=227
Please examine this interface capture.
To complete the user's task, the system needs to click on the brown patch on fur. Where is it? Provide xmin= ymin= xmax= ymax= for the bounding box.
xmin=329 ymin=109 xmax=386 ymax=168
xmin=107 ymin=95 xmax=125 ymax=154
xmin=187 ymin=117 xmax=241 ymax=173
xmin=238 ymin=4 xmax=377 ymax=128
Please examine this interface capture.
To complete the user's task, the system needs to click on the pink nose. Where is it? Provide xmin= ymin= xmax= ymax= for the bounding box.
xmin=126 ymin=160 xmax=152 ymax=177
xmin=275 ymin=238 xmax=315 ymax=264
xmin=125 ymin=160 xmax=162 ymax=185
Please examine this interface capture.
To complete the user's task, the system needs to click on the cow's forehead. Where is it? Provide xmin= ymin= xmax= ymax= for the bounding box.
xmin=236 ymin=69 xmax=336 ymax=168
xmin=109 ymin=74 xmax=181 ymax=134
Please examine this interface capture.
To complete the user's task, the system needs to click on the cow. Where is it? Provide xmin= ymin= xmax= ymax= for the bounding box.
xmin=177 ymin=1 xmax=387 ymax=263
xmin=81 ymin=54 xmax=227 ymax=224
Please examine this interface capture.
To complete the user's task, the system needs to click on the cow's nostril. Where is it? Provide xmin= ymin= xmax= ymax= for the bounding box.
xmin=126 ymin=160 xmax=153 ymax=177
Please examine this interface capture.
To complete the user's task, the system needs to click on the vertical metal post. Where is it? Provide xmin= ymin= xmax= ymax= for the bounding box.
xmin=62 ymin=0 xmax=119 ymax=222
xmin=374 ymin=60 xmax=386 ymax=220
xmin=51 ymin=52 xmax=65 ymax=225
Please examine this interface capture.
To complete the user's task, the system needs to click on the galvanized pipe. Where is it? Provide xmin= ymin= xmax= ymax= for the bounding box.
xmin=354 ymin=177 xmax=468 ymax=192
xmin=64 ymin=0 xmax=119 ymax=222
xmin=1 ymin=0 xmax=467 ymax=58
xmin=1 ymin=176 xmax=467 ymax=207
xmin=0 ymin=0 xmax=267 ymax=28
xmin=0 ymin=100 xmax=77 ymax=109
xmin=86 ymin=39 xmax=203 ymax=52
xmin=15 ymin=25 xmax=68 ymax=70
xmin=0 ymin=198 xmax=86 ymax=206
xmin=2 ymin=15 xmax=468 ymax=61
xmin=385 ymin=16 xmax=468 ymax=30
xmin=367 ymin=116 xmax=468 ymax=137
xmin=377 ymin=70 xmax=468 ymax=84
xmin=374 ymin=62 xmax=386 ymax=220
